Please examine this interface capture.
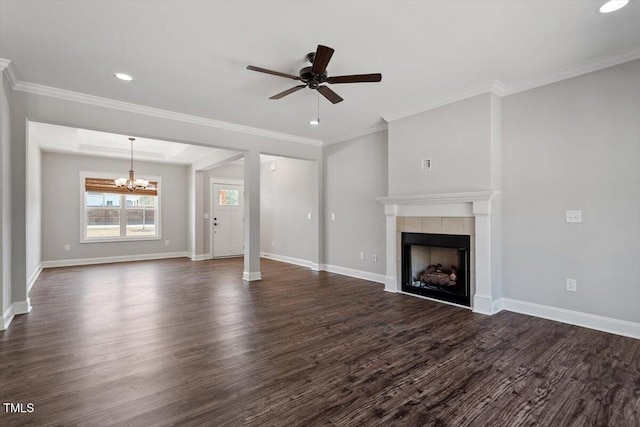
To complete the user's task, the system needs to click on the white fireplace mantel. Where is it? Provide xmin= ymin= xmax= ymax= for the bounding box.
xmin=376 ymin=190 xmax=500 ymax=315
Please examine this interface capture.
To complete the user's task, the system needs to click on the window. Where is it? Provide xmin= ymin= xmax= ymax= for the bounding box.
xmin=81 ymin=173 xmax=161 ymax=242
xmin=219 ymin=189 xmax=239 ymax=206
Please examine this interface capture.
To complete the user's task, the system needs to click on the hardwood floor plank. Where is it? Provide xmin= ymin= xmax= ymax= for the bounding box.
xmin=1 ymin=257 xmax=638 ymax=426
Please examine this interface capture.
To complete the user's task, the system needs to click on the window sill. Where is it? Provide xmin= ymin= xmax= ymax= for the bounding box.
xmin=80 ymin=236 xmax=162 ymax=244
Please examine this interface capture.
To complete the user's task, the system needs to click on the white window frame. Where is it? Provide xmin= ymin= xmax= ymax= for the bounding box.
xmin=79 ymin=170 xmax=163 ymax=243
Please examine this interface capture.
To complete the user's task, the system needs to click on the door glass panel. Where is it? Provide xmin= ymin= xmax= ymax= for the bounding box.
xmin=219 ymin=189 xmax=239 ymax=206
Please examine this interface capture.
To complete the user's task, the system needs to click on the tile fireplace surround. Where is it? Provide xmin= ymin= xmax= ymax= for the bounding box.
xmin=377 ymin=191 xmax=500 ymax=315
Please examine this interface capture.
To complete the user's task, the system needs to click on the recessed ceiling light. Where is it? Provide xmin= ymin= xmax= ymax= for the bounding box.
xmin=114 ymin=72 xmax=134 ymax=82
xmin=599 ymin=0 xmax=629 ymax=13
xmin=309 ymin=119 xmax=320 ymax=125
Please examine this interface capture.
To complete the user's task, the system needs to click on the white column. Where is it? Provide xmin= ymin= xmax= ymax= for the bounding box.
xmin=384 ymin=204 xmax=398 ymax=292
xmin=310 ymin=159 xmax=322 ymax=271
xmin=193 ymin=171 xmax=204 ymax=258
xmin=472 ymin=200 xmax=494 ymax=314
xmin=242 ymin=150 xmax=261 ymax=281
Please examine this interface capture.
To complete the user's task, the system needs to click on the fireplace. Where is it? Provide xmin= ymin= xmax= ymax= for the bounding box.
xmin=377 ymin=191 xmax=500 ymax=314
xmin=402 ymin=232 xmax=471 ymax=306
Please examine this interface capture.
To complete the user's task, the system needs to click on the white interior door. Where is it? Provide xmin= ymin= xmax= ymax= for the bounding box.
xmin=212 ymin=184 xmax=244 ymax=257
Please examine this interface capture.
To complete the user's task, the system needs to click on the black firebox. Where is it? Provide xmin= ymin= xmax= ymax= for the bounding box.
xmin=401 ymin=232 xmax=471 ymax=306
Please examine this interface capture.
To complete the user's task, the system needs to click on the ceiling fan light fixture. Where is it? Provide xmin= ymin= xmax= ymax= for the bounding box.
xmin=309 ymin=92 xmax=321 ymax=125
xmin=247 ymin=44 xmax=381 ymax=104
xmin=114 ymin=72 xmax=134 ymax=82
xmin=599 ymin=0 xmax=629 ymax=13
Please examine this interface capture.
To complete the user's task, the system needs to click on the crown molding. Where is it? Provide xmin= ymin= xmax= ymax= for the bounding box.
xmin=501 ymin=46 xmax=640 ymax=96
xmin=0 ymin=58 xmax=18 ymax=88
xmin=381 ymin=79 xmax=506 ymax=123
xmin=326 ymin=124 xmax=388 ymax=146
xmin=5 ymin=46 xmax=639 ymax=147
xmin=12 ymin=81 xmax=323 ymax=147
xmin=380 ymin=47 xmax=640 ymax=123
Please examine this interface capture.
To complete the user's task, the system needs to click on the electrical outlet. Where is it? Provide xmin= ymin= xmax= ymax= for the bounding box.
xmin=64 ymin=244 xmax=70 ymax=251
xmin=359 ymin=252 xmax=365 ymax=261
xmin=372 ymin=254 xmax=377 ymax=262
xmin=566 ymin=278 xmax=577 ymax=292
xmin=271 ymin=240 xmax=275 ymax=247
xmin=331 ymin=212 xmax=336 ymax=220
xmin=566 ymin=210 xmax=582 ymax=223
xmin=164 ymin=240 xmax=170 ymax=246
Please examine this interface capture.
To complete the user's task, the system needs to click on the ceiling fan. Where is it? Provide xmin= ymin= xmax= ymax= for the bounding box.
xmin=246 ymin=45 xmax=382 ymax=104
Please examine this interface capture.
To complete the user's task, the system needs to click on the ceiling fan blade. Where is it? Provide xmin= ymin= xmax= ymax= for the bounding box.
xmin=317 ymin=86 xmax=343 ymax=104
xmin=327 ymin=73 xmax=382 ymax=84
xmin=269 ymin=85 xmax=307 ymax=100
xmin=311 ymin=45 xmax=334 ymax=75
xmin=247 ymin=65 xmax=301 ymax=80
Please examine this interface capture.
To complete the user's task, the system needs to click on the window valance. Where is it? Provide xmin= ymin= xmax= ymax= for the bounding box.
xmin=84 ymin=178 xmax=158 ymax=196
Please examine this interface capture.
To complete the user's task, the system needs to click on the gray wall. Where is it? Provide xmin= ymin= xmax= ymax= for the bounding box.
xmin=260 ymin=157 xmax=316 ymax=262
xmin=502 ymin=59 xmax=640 ymax=323
xmin=388 ymin=93 xmax=492 ymax=196
xmin=26 ymin=133 xmax=41 ymax=284
xmin=203 ymin=164 xmax=244 ymax=256
xmin=323 ymin=131 xmax=388 ymax=274
xmin=1 ymin=73 xmax=11 ymax=314
xmin=41 ymin=152 xmax=189 ymax=261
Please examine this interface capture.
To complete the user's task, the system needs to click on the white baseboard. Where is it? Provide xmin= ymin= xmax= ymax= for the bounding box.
xmin=13 ymin=298 xmax=32 ymax=315
xmin=384 ymin=276 xmax=397 ymax=292
xmin=473 ymin=294 xmax=501 ymax=315
xmin=321 ymin=264 xmax=386 ymax=284
xmin=27 ymin=263 xmax=43 ymax=293
xmin=499 ymin=298 xmax=640 ymax=339
xmin=41 ymin=251 xmax=191 ymax=268
xmin=2 ymin=304 xmax=15 ymax=330
xmin=1 ymin=299 xmax=32 ymax=331
xmin=260 ymin=252 xmax=312 ymax=268
xmin=242 ymin=271 xmax=262 ymax=281
xmin=190 ymin=253 xmax=210 ymax=261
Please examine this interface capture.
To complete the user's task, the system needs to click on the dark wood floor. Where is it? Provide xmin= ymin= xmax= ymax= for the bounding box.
xmin=1 ymin=258 xmax=638 ymax=426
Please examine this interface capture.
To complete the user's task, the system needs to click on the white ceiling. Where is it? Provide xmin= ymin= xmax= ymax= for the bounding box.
xmin=29 ymin=121 xmax=281 ymax=167
xmin=29 ymin=121 xmax=233 ymax=165
xmin=2 ymin=1 xmax=640 ymax=143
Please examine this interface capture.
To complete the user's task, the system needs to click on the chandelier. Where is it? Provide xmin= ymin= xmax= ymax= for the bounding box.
xmin=115 ymin=138 xmax=149 ymax=192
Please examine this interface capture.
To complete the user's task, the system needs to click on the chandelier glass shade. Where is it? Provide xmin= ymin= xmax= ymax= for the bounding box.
xmin=115 ymin=138 xmax=149 ymax=192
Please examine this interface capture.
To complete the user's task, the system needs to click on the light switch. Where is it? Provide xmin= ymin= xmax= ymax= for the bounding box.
xmin=566 ymin=210 xmax=582 ymax=223
xmin=331 ymin=212 xmax=336 ymax=220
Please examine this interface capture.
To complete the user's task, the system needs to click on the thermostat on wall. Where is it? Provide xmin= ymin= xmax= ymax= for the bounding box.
xmin=421 ymin=158 xmax=432 ymax=171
